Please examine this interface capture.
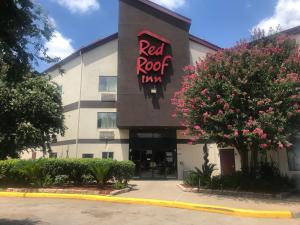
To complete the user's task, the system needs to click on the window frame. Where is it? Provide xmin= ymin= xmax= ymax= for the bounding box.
xmin=98 ymin=76 xmax=117 ymax=93
xmin=102 ymin=152 xmax=114 ymax=159
xmin=82 ymin=154 xmax=94 ymax=158
xmin=97 ymin=112 xmax=117 ymax=129
xmin=49 ymin=152 xmax=57 ymax=159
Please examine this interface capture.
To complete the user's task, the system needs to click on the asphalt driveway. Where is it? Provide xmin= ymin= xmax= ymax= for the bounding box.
xmin=0 ymin=197 xmax=300 ymax=225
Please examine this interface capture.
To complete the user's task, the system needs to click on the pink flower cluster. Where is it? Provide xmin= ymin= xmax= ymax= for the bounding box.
xmin=252 ymin=128 xmax=267 ymax=139
xmin=259 ymin=144 xmax=268 ymax=149
xmin=257 ymin=98 xmax=272 ymax=106
xmin=201 ymin=88 xmax=208 ymax=96
xmin=183 ymin=65 xmax=195 ymax=72
xmin=286 ymin=73 xmax=299 ymax=82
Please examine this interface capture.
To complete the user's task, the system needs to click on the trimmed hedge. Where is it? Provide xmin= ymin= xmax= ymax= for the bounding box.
xmin=0 ymin=159 xmax=135 ymax=187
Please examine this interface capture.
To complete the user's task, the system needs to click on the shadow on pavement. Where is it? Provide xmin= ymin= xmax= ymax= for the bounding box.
xmin=0 ymin=219 xmax=40 ymax=225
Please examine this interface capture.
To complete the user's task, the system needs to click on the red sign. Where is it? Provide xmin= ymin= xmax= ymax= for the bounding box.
xmin=137 ymin=30 xmax=172 ymax=84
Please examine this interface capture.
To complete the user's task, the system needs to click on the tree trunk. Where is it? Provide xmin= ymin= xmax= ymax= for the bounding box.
xmin=239 ymin=149 xmax=249 ymax=174
xmin=250 ymin=148 xmax=258 ymax=174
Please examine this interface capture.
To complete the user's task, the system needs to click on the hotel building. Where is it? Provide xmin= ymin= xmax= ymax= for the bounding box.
xmin=26 ymin=0 xmax=300 ymax=180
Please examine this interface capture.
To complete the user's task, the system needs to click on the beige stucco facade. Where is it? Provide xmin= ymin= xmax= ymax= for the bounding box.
xmin=22 ymin=37 xmax=227 ymax=179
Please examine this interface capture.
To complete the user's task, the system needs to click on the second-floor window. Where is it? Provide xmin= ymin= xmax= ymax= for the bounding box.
xmin=99 ymin=76 xmax=117 ymax=92
xmin=97 ymin=112 xmax=116 ymax=129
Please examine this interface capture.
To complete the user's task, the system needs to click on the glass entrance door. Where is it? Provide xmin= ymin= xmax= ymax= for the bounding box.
xmin=129 ymin=130 xmax=177 ymax=179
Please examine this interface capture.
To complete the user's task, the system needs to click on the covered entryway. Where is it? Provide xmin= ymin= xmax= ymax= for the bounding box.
xmin=129 ymin=130 xmax=177 ymax=179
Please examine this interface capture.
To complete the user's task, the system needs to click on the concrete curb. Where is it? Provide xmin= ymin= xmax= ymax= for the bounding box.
xmin=109 ymin=187 xmax=131 ymax=196
xmin=0 ymin=192 xmax=293 ymax=219
xmin=177 ymin=184 xmax=198 ymax=192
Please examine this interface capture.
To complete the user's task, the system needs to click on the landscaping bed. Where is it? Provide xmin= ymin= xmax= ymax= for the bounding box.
xmin=177 ymin=183 xmax=293 ymax=199
xmin=1 ymin=183 xmax=131 ymax=195
xmin=0 ymin=158 xmax=135 ymax=195
xmin=181 ymin=161 xmax=296 ymax=199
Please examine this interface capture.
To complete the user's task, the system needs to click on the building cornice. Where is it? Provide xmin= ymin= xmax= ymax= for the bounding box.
xmin=44 ymin=32 xmax=221 ymax=74
xmin=189 ymin=34 xmax=222 ymax=51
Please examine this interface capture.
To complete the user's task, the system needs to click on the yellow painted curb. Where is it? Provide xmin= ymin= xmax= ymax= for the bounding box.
xmin=0 ymin=192 xmax=292 ymax=219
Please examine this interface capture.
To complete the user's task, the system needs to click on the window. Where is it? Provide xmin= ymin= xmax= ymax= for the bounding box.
xmin=82 ymin=154 xmax=94 ymax=158
xmin=97 ymin=112 xmax=116 ymax=128
xmin=49 ymin=152 xmax=57 ymax=159
xmin=287 ymin=140 xmax=300 ymax=171
xmin=99 ymin=76 xmax=117 ymax=92
xmin=102 ymin=152 xmax=114 ymax=159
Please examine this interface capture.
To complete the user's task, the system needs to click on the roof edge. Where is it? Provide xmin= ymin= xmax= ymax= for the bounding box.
xmin=189 ymin=34 xmax=221 ymax=51
xmin=44 ymin=32 xmax=222 ymax=73
xmin=280 ymin=25 xmax=300 ymax=35
xmin=44 ymin=33 xmax=118 ymax=73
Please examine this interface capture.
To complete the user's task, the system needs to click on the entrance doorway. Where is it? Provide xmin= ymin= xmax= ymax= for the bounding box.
xmin=129 ymin=130 xmax=177 ymax=179
xmin=220 ymin=149 xmax=236 ymax=175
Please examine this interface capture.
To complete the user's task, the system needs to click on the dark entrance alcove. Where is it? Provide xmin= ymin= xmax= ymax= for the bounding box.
xmin=129 ymin=129 xmax=177 ymax=179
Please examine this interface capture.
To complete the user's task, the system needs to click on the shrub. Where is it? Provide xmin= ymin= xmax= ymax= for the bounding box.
xmin=88 ymin=159 xmax=113 ymax=186
xmin=0 ymin=158 xmax=135 ymax=188
xmin=208 ymin=170 xmax=295 ymax=192
xmin=112 ymin=160 xmax=135 ymax=184
xmin=184 ymin=163 xmax=216 ymax=187
xmin=14 ymin=159 xmax=53 ymax=187
xmin=0 ymin=159 xmax=20 ymax=185
xmin=113 ymin=181 xmax=126 ymax=190
xmin=184 ymin=171 xmax=199 ymax=186
xmin=81 ymin=174 xmax=95 ymax=184
xmin=53 ymin=175 xmax=69 ymax=186
xmin=42 ymin=159 xmax=89 ymax=184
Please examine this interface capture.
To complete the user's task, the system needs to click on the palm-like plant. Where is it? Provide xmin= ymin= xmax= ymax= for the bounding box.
xmin=89 ymin=163 xmax=111 ymax=186
xmin=192 ymin=163 xmax=216 ymax=187
xmin=16 ymin=160 xmax=52 ymax=187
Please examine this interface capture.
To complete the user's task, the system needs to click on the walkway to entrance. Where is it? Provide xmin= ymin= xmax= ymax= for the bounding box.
xmin=120 ymin=180 xmax=300 ymax=216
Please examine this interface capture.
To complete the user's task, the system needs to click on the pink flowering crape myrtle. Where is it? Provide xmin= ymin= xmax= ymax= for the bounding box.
xmin=172 ymin=35 xmax=300 ymax=171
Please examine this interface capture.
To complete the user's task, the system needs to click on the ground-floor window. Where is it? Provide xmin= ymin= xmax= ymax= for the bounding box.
xmin=287 ymin=140 xmax=300 ymax=171
xmin=82 ymin=154 xmax=94 ymax=158
xmin=102 ymin=152 xmax=114 ymax=159
xmin=49 ymin=152 xmax=57 ymax=158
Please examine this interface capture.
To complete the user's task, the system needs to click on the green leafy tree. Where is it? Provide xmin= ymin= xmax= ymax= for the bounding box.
xmin=172 ymin=35 xmax=300 ymax=172
xmin=0 ymin=0 xmax=64 ymax=159
xmin=0 ymin=0 xmax=56 ymax=82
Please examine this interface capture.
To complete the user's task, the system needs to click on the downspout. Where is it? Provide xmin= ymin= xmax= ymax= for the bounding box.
xmin=75 ymin=50 xmax=84 ymax=158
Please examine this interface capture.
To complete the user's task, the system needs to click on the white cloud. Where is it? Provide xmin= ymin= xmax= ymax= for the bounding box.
xmin=48 ymin=16 xmax=57 ymax=28
xmin=254 ymin=0 xmax=300 ymax=32
xmin=52 ymin=0 xmax=100 ymax=14
xmin=46 ymin=31 xmax=75 ymax=59
xmin=150 ymin=0 xmax=187 ymax=10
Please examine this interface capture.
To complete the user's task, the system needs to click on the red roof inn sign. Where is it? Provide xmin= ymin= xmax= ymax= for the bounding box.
xmin=137 ymin=30 xmax=172 ymax=84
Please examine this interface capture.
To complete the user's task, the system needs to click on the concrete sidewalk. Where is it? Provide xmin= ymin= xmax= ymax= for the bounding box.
xmin=120 ymin=180 xmax=300 ymax=216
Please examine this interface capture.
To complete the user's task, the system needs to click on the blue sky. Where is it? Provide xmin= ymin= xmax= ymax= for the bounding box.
xmin=37 ymin=0 xmax=300 ymax=71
